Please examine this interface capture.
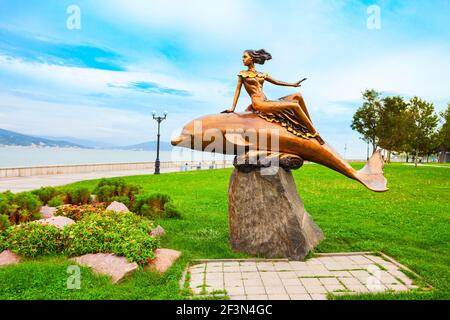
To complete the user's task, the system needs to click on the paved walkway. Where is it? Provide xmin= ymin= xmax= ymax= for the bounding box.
xmin=0 ymin=167 xmax=184 ymax=192
xmin=185 ymin=253 xmax=421 ymax=300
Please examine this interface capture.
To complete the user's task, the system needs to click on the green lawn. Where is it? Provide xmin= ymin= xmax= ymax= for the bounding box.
xmin=0 ymin=163 xmax=449 ymax=300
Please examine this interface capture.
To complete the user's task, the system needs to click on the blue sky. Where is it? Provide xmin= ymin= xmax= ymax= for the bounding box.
xmin=0 ymin=0 xmax=449 ymax=157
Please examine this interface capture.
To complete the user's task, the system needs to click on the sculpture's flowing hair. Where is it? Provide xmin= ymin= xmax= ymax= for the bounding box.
xmin=245 ymin=49 xmax=272 ymax=65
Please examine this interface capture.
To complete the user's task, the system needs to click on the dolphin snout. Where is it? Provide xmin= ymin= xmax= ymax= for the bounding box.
xmin=171 ymin=135 xmax=184 ymax=146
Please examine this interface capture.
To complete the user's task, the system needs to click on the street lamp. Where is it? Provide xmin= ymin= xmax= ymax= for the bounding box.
xmin=152 ymin=110 xmax=168 ymax=174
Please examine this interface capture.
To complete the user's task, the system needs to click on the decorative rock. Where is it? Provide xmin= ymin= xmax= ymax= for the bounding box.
xmin=0 ymin=250 xmax=21 ymax=266
xmin=106 ymin=201 xmax=129 ymax=213
xmin=150 ymin=225 xmax=166 ymax=237
xmin=35 ymin=216 xmax=75 ymax=229
xmin=145 ymin=248 xmax=181 ymax=273
xmin=39 ymin=206 xmax=57 ymax=219
xmin=228 ymin=166 xmax=325 ymax=260
xmin=71 ymin=253 xmax=138 ymax=283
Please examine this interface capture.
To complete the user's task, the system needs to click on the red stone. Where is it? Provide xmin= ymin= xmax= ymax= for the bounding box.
xmin=35 ymin=216 xmax=75 ymax=229
xmin=145 ymin=248 xmax=181 ymax=273
xmin=39 ymin=206 xmax=57 ymax=219
xmin=71 ymin=253 xmax=138 ymax=283
xmin=0 ymin=250 xmax=21 ymax=266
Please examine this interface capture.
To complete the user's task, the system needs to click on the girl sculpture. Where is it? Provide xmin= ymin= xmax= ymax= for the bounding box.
xmin=223 ymin=49 xmax=325 ymax=145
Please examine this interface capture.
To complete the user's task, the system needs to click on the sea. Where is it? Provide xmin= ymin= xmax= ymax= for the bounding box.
xmin=0 ymin=146 xmax=233 ymax=168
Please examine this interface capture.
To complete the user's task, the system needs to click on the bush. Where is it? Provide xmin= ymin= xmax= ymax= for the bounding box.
xmin=48 ymin=196 xmax=64 ymax=207
xmin=32 ymin=187 xmax=59 ymax=205
xmin=63 ymin=212 xmax=158 ymax=264
xmin=5 ymin=223 xmax=64 ymax=257
xmin=55 ymin=203 xmax=106 ymax=221
xmin=93 ymin=178 xmax=141 ymax=206
xmin=66 ymin=188 xmax=91 ymax=205
xmin=0 ymin=214 xmax=10 ymax=231
xmin=133 ymin=193 xmax=181 ymax=219
xmin=163 ymin=202 xmax=181 ymax=219
xmin=0 ymin=233 xmax=5 ymax=252
xmin=0 ymin=191 xmax=42 ymax=225
xmin=0 ymin=191 xmax=14 ymax=216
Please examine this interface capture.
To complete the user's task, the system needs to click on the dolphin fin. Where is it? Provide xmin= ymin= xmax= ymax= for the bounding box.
xmin=355 ymin=149 xmax=388 ymax=192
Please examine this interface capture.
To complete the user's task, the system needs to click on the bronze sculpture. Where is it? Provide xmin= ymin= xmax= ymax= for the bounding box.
xmin=171 ymin=49 xmax=388 ymax=259
xmin=172 ymin=49 xmax=388 ymax=192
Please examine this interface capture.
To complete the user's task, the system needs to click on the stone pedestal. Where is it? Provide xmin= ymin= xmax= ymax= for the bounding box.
xmin=228 ymin=165 xmax=324 ymax=260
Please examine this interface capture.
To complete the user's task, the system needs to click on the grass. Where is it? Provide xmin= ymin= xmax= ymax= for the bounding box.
xmin=0 ymin=163 xmax=449 ymax=300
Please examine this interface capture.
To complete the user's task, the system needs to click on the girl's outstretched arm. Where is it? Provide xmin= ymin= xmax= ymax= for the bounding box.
xmin=222 ymin=76 xmax=243 ymax=113
xmin=266 ymin=75 xmax=306 ymax=87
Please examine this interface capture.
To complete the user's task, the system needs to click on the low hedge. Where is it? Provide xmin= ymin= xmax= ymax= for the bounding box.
xmin=55 ymin=203 xmax=106 ymax=221
xmin=64 ymin=212 xmax=158 ymax=264
xmin=2 ymin=211 xmax=159 ymax=265
xmin=6 ymin=223 xmax=65 ymax=257
xmin=134 ymin=194 xmax=181 ymax=219
xmin=0 ymin=191 xmax=42 ymax=225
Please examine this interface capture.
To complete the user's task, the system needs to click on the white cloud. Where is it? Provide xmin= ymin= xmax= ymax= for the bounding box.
xmin=0 ymin=55 xmax=229 ymax=104
xmin=0 ymin=92 xmax=189 ymax=145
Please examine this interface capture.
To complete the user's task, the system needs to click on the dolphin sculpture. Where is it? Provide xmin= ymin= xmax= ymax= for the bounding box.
xmin=171 ymin=112 xmax=388 ymax=192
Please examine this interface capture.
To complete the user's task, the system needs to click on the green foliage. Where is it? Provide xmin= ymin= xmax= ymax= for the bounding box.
xmin=134 ymin=193 xmax=180 ymax=219
xmin=93 ymin=178 xmax=141 ymax=206
xmin=0 ymin=214 xmax=10 ymax=232
xmin=0 ymin=191 xmax=42 ymax=225
xmin=32 ymin=187 xmax=59 ymax=205
xmin=47 ymin=196 xmax=64 ymax=207
xmin=0 ymin=233 xmax=5 ymax=252
xmin=66 ymin=188 xmax=91 ymax=205
xmin=351 ymin=89 xmax=382 ymax=150
xmin=351 ymin=90 xmax=441 ymax=161
xmin=378 ymin=96 xmax=410 ymax=153
xmin=63 ymin=212 xmax=158 ymax=264
xmin=55 ymin=203 xmax=106 ymax=221
xmin=438 ymin=103 xmax=450 ymax=151
xmin=5 ymin=223 xmax=64 ymax=257
xmin=164 ymin=202 xmax=181 ymax=219
xmin=406 ymin=97 xmax=439 ymax=164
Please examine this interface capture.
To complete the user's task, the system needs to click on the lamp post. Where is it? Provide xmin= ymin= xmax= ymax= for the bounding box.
xmin=152 ymin=110 xmax=168 ymax=174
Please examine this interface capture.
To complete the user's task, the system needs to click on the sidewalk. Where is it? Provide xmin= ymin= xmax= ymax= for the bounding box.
xmin=0 ymin=167 xmax=184 ymax=192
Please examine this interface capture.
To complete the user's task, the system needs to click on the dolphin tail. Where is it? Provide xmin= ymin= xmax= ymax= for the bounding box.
xmin=355 ymin=150 xmax=388 ymax=192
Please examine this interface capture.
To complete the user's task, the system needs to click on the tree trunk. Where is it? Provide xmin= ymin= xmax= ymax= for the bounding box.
xmin=414 ymin=150 xmax=419 ymax=167
xmin=387 ymin=150 xmax=391 ymax=163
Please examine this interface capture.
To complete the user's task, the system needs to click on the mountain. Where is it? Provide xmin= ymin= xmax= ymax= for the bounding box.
xmin=117 ymin=141 xmax=173 ymax=151
xmin=0 ymin=128 xmax=86 ymax=148
xmin=42 ymin=136 xmax=115 ymax=149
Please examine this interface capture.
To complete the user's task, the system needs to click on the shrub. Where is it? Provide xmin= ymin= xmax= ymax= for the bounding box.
xmin=55 ymin=203 xmax=106 ymax=221
xmin=66 ymin=188 xmax=91 ymax=205
xmin=48 ymin=196 xmax=64 ymax=207
xmin=0 ymin=191 xmax=14 ymax=216
xmin=32 ymin=187 xmax=59 ymax=205
xmin=0 ymin=214 xmax=10 ymax=231
xmin=163 ymin=202 xmax=181 ymax=219
xmin=63 ymin=211 xmax=158 ymax=264
xmin=0 ymin=233 xmax=5 ymax=252
xmin=0 ymin=191 xmax=42 ymax=225
xmin=5 ymin=223 xmax=64 ymax=257
xmin=93 ymin=178 xmax=141 ymax=206
xmin=133 ymin=193 xmax=180 ymax=219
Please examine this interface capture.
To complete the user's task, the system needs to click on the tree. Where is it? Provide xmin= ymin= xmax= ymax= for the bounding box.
xmin=378 ymin=96 xmax=409 ymax=162
xmin=351 ymin=89 xmax=382 ymax=153
xmin=405 ymin=97 xmax=439 ymax=167
xmin=437 ymin=104 xmax=450 ymax=162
